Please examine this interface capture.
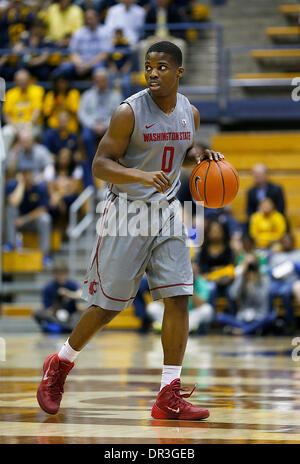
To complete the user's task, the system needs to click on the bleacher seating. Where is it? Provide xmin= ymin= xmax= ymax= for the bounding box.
xmin=223 ymin=1 xmax=300 ymax=106
xmin=250 ymin=49 xmax=300 ymax=71
xmin=266 ymin=26 xmax=300 ymax=43
xmin=2 ymin=249 xmax=43 ymax=273
xmin=22 ymin=230 xmax=62 ymax=252
xmin=251 ymin=49 xmax=300 ymax=59
xmin=231 ymin=72 xmax=299 ymax=88
xmin=279 ymin=4 xmax=300 ymax=23
xmin=280 ymin=4 xmax=300 ymax=14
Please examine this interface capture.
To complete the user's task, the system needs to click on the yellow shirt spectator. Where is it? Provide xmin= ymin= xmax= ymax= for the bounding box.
xmin=43 ymin=88 xmax=80 ymax=133
xmin=41 ymin=3 xmax=84 ymax=41
xmin=250 ymin=209 xmax=287 ymax=248
xmin=3 ymin=84 xmax=44 ymax=124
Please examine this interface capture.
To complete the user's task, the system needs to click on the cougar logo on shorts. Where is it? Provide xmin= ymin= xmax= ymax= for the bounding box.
xmin=89 ymin=281 xmax=98 ymax=295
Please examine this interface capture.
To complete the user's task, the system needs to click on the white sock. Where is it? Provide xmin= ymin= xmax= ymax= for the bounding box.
xmin=160 ymin=365 xmax=182 ymax=391
xmin=58 ymin=339 xmax=80 ymax=363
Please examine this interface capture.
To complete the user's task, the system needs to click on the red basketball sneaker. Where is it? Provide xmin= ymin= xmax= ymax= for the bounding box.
xmin=151 ymin=378 xmax=209 ymax=420
xmin=37 ymin=354 xmax=74 ymax=415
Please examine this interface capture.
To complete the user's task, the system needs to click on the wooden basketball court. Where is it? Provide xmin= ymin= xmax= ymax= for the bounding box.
xmin=0 ymin=331 xmax=299 ymax=444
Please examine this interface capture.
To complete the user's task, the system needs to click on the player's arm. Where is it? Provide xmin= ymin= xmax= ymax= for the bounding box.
xmin=182 ymin=106 xmax=224 ymax=168
xmin=92 ymin=103 xmax=172 ymax=193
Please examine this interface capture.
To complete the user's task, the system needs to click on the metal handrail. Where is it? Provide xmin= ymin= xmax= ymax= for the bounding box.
xmin=68 ymin=185 xmax=94 ymax=232
xmin=223 ymin=43 xmax=300 ymax=110
xmin=68 ymin=186 xmax=95 ymax=279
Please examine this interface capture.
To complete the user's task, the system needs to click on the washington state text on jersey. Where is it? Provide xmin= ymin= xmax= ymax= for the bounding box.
xmin=143 ymin=131 xmax=192 ymax=143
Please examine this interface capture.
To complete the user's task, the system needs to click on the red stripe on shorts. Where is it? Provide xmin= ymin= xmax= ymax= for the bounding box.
xmin=90 ymin=194 xmax=115 ymax=270
xmin=95 ymin=193 xmax=136 ymax=303
xmin=149 ymin=282 xmax=194 ymax=291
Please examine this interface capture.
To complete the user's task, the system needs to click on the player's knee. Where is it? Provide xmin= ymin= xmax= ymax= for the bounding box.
xmin=92 ymin=305 xmax=120 ymax=324
xmin=164 ymin=295 xmax=189 ymax=312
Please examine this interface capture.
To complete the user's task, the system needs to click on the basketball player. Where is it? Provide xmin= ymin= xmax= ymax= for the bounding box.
xmin=37 ymin=41 xmax=224 ymax=420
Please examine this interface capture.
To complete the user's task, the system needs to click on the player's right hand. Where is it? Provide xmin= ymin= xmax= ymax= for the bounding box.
xmin=139 ymin=171 xmax=172 ymax=193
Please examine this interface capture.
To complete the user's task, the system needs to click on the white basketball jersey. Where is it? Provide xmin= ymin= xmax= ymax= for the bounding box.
xmin=110 ymin=88 xmax=195 ymax=201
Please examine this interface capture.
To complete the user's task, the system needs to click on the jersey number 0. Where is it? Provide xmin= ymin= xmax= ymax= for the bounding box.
xmin=161 ymin=146 xmax=174 ymax=173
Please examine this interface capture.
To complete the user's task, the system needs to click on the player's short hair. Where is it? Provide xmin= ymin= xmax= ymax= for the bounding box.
xmin=146 ymin=41 xmax=183 ymax=66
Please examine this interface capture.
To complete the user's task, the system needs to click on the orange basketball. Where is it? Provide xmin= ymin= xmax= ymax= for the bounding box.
xmin=189 ymin=159 xmax=239 ymax=208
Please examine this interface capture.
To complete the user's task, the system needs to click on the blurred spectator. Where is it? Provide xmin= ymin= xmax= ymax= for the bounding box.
xmin=97 ymin=0 xmax=116 ymax=23
xmin=78 ymin=67 xmax=122 ymax=184
xmin=52 ymin=9 xmax=110 ymax=79
xmin=0 ymin=0 xmax=34 ymax=47
xmin=4 ymin=163 xmax=52 ymax=265
xmin=0 ymin=1 xmax=10 ymax=48
xmin=216 ymin=255 xmax=276 ymax=335
xmin=246 ymin=163 xmax=286 ymax=219
xmin=104 ymin=0 xmax=146 ymax=45
xmin=6 ymin=129 xmax=52 ymax=182
xmin=13 ymin=19 xmax=55 ymax=81
xmin=42 ymin=110 xmax=78 ymax=156
xmin=291 ymin=279 xmax=300 ymax=319
xmin=147 ymin=261 xmax=214 ymax=334
xmin=43 ymin=77 xmax=80 ymax=133
xmin=144 ymin=0 xmax=184 ymax=39
xmin=33 ymin=259 xmax=82 ymax=333
xmin=40 ymin=0 xmax=84 ymax=43
xmin=45 ymin=147 xmax=83 ymax=231
xmin=75 ymin=0 xmax=102 ymax=11
xmin=197 ymin=219 xmax=235 ymax=311
xmin=0 ymin=54 xmax=13 ymax=81
xmin=175 ymin=0 xmax=193 ymax=22
xmin=235 ymin=234 xmax=268 ymax=275
xmin=139 ymin=0 xmax=186 ymax=68
xmin=2 ymin=69 xmax=44 ymax=153
xmin=205 ymin=205 xmax=243 ymax=238
xmin=0 ymin=9 xmax=47 ymax=82
xmin=269 ymin=233 xmax=300 ymax=332
xmin=107 ymin=28 xmax=132 ymax=98
xmin=249 ymin=197 xmax=287 ymax=249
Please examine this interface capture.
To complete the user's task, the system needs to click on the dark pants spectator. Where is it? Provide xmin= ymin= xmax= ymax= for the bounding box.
xmin=81 ymin=127 xmax=103 ymax=186
xmin=34 ymin=265 xmax=81 ymax=333
xmin=82 ymin=127 xmax=97 ymax=163
xmin=209 ymin=283 xmax=236 ymax=314
xmin=216 ymin=310 xmax=277 ymax=335
xmin=269 ymin=280 xmax=294 ymax=324
xmin=133 ymin=274 xmax=153 ymax=333
xmin=6 ymin=204 xmax=51 ymax=255
xmin=34 ymin=308 xmax=81 ymax=333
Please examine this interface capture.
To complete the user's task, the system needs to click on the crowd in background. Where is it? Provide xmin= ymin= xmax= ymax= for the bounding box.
xmin=0 ymin=0 xmax=196 ymax=84
xmin=1 ymin=0 xmax=198 ymax=265
xmin=1 ymin=0 xmax=299 ymax=336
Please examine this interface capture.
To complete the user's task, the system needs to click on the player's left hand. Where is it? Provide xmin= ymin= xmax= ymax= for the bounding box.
xmin=199 ymin=149 xmax=225 ymax=163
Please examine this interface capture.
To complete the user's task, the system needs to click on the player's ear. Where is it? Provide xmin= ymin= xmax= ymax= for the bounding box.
xmin=177 ymin=67 xmax=184 ymax=79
